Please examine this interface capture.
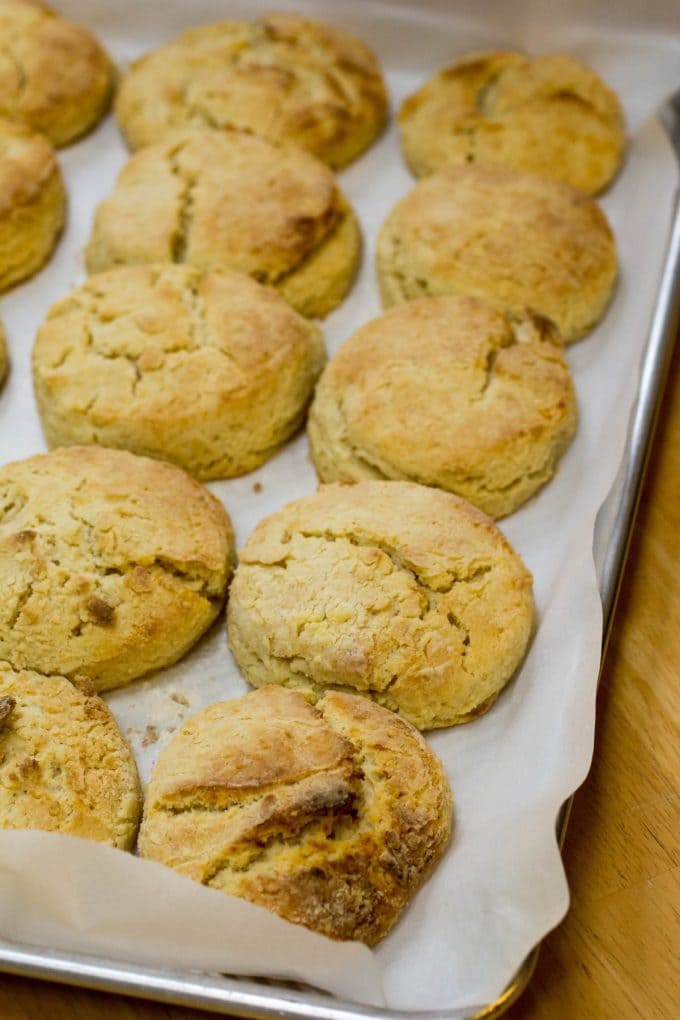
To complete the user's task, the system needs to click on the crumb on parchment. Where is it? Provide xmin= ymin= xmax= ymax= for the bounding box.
xmin=142 ymin=725 xmax=159 ymax=747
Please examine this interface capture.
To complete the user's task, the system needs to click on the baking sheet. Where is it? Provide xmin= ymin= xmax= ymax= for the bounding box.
xmin=0 ymin=0 xmax=679 ymax=1014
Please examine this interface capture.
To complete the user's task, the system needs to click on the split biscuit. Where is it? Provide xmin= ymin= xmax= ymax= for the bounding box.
xmin=32 ymin=265 xmax=325 ymax=479
xmin=227 ymin=481 xmax=535 ymax=730
xmin=0 ymin=662 xmax=141 ymax=848
xmin=138 ymin=684 xmax=453 ymax=944
xmin=0 ymin=445 xmax=235 ymax=692
xmin=85 ymin=129 xmax=361 ymax=319
xmin=115 ymin=11 xmax=388 ymax=168
xmin=0 ymin=0 xmax=115 ymax=146
xmin=0 ymin=117 xmax=65 ymax=292
xmin=376 ymin=162 xmax=617 ymax=342
xmin=399 ymin=51 xmax=625 ymax=193
xmin=308 ymin=296 xmax=577 ymax=518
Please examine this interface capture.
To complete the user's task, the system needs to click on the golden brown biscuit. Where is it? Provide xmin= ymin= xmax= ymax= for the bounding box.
xmin=399 ymin=51 xmax=626 ymax=193
xmin=227 ymin=481 xmax=535 ymax=730
xmin=0 ymin=117 xmax=65 ymax=292
xmin=0 ymin=445 xmax=234 ymax=692
xmin=0 ymin=662 xmax=141 ymax=848
xmin=32 ymin=265 xmax=325 ymax=479
xmin=138 ymin=685 xmax=452 ymax=944
xmin=308 ymin=297 xmax=577 ymax=518
xmin=115 ymin=11 xmax=388 ymax=168
xmin=85 ymin=129 xmax=361 ymax=319
xmin=376 ymin=163 xmax=617 ymax=342
xmin=0 ymin=320 xmax=8 ymax=387
xmin=0 ymin=0 xmax=115 ymax=147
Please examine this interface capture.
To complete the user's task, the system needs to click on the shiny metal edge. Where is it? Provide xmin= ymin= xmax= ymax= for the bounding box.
xmin=469 ymin=92 xmax=680 ymax=1020
xmin=2 ymin=102 xmax=680 ymax=1020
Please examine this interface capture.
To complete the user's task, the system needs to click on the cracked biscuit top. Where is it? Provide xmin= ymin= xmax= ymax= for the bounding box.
xmin=376 ymin=162 xmax=618 ymax=342
xmin=115 ymin=11 xmax=388 ymax=168
xmin=308 ymin=296 xmax=577 ymax=519
xmin=139 ymin=684 xmax=452 ymax=944
xmin=227 ymin=481 xmax=535 ymax=730
xmin=0 ymin=0 xmax=115 ymax=147
xmin=0 ymin=662 xmax=141 ymax=847
xmin=399 ymin=51 xmax=625 ymax=193
xmin=32 ymin=265 xmax=325 ymax=480
xmin=0 ymin=445 xmax=235 ymax=691
xmin=85 ymin=128 xmax=361 ymax=319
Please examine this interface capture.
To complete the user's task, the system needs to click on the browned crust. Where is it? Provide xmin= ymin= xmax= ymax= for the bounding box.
xmin=227 ymin=480 xmax=535 ymax=730
xmin=139 ymin=685 xmax=453 ymax=944
xmin=115 ymin=12 xmax=388 ymax=168
xmin=0 ymin=660 xmax=141 ymax=847
xmin=0 ymin=445 xmax=235 ymax=690
xmin=0 ymin=0 xmax=115 ymax=147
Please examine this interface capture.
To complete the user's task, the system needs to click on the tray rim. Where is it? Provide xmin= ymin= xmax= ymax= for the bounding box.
xmin=1 ymin=166 xmax=679 ymax=1020
xmin=1 ymin=25 xmax=680 ymax=1020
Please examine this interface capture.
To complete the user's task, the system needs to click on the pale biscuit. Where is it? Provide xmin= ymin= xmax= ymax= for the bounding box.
xmin=85 ymin=129 xmax=361 ymax=319
xmin=0 ymin=117 xmax=65 ymax=292
xmin=0 ymin=662 xmax=141 ymax=848
xmin=0 ymin=445 xmax=234 ymax=692
xmin=0 ymin=0 xmax=115 ymax=147
xmin=227 ymin=481 xmax=535 ymax=730
xmin=376 ymin=163 xmax=617 ymax=342
xmin=399 ymin=51 xmax=626 ymax=193
xmin=0 ymin=320 xmax=7 ymax=387
xmin=115 ymin=11 xmax=388 ymax=168
xmin=138 ymin=684 xmax=452 ymax=944
xmin=33 ymin=265 xmax=325 ymax=479
xmin=308 ymin=297 xmax=577 ymax=518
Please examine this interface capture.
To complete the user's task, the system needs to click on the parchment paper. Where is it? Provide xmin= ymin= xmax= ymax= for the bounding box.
xmin=0 ymin=0 xmax=678 ymax=1013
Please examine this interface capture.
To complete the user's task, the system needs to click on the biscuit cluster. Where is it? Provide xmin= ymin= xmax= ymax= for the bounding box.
xmin=0 ymin=4 xmax=626 ymax=947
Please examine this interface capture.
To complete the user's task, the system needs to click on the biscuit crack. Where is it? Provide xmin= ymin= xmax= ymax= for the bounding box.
xmin=295 ymin=528 xmax=493 ymax=596
xmin=7 ymin=582 xmax=34 ymax=629
xmin=167 ymin=146 xmax=197 ymax=264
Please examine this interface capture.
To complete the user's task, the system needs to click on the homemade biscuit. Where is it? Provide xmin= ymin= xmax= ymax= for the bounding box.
xmin=227 ymin=481 xmax=535 ymax=730
xmin=138 ymin=684 xmax=453 ymax=944
xmin=115 ymin=11 xmax=388 ymax=168
xmin=308 ymin=297 xmax=577 ymax=518
xmin=0 ymin=321 xmax=7 ymax=387
xmin=0 ymin=117 xmax=65 ymax=291
xmin=399 ymin=51 xmax=625 ymax=193
xmin=0 ymin=0 xmax=115 ymax=146
xmin=0 ymin=445 xmax=234 ymax=691
xmin=86 ymin=129 xmax=361 ymax=319
xmin=376 ymin=163 xmax=617 ymax=342
xmin=33 ymin=265 xmax=325 ymax=479
xmin=0 ymin=662 xmax=141 ymax=848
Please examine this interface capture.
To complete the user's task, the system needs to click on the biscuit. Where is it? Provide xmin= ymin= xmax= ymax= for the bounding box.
xmin=0 ymin=445 xmax=234 ymax=691
xmin=376 ymin=163 xmax=617 ymax=342
xmin=85 ymin=129 xmax=361 ymax=319
xmin=399 ymin=51 xmax=626 ymax=193
xmin=115 ymin=11 xmax=388 ymax=168
xmin=0 ymin=662 xmax=141 ymax=848
xmin=0 ymin=117 xmax=65 ymax=292
xmin=308 ymin=297 xmax=577 ymax=518
xmin=138 ymin=684 xmax=452 ymax=944
xmin=0 ymin=320 xmax=7 ymax=387
xmin=33 ymin=265 xmax=325 ymax=479
xmin=227 ymin=481 xmax=535 ymax=730
xmin=0 ymin=0 xmax=115 ymax=147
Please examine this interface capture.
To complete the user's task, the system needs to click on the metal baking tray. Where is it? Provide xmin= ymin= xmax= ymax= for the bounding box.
xmin=1 ymin=10 xmax=679 ymax=1020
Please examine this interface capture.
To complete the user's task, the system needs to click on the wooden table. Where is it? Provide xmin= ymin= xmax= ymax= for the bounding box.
xmin=2 ymin=348 xmax=679 ymax=1020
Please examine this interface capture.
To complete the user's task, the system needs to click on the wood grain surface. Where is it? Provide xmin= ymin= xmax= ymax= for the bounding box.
xmin=1 ymin=346 xmax=679 ymax=1020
